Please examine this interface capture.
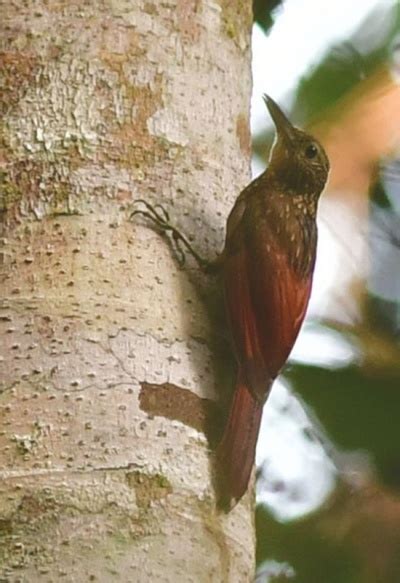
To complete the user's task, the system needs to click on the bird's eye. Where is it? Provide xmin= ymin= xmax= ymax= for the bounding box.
xmin=305 ymin=143 xmax=318 ymax=159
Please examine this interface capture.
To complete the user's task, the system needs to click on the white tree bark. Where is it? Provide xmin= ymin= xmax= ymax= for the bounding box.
xmin=0 ymin=0 xmax=254 ymax=580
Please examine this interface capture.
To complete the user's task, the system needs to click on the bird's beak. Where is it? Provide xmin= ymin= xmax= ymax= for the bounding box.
xmin=263 ymin=94 xmax=296 ymax=145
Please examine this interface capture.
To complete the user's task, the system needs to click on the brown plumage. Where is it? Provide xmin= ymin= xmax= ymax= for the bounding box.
xmin=131 ymin=96 xmax=330 ymax=511
xmin=217 ymin=96 xmax=330 ymax=509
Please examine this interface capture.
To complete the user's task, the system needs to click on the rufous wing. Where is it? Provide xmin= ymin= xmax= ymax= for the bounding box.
xmin=223 ymin=238 xmax=313 ymax=400
xmin=218 ymin=209 xmax=315 ymax=506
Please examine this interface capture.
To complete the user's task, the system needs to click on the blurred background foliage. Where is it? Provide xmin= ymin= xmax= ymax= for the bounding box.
xmin=252 ymin=1 xmax=400 ymax=581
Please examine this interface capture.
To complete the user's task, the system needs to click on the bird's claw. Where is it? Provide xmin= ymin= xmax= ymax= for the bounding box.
xmin=130 ymin=199 xmax=170 ymax=230
xmin=172 ymin=231 xmax=186 ymax=267
xmin=130 ymin=200 xmax=220 ymax=274
xmin=130 ymin=200 xmax=191 ymax=266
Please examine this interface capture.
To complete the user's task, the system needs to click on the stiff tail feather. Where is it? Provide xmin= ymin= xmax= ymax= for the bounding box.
xmin=216 ymin=376 xmax=265 ymax=510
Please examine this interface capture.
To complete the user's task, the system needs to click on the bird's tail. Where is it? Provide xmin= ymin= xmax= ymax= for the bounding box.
xmin=216 ymin=372 xmax=266 ymax=510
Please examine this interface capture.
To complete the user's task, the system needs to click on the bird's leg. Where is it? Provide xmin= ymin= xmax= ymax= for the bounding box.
xmin=130 ymin=200 xmax=222 ymax=274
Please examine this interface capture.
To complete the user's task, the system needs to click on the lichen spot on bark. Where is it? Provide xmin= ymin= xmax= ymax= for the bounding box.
xmin=236 ymin=113 xmax=251 ymax=156
xmin=219 ymin=0 xmax=253 ymax=49
xmin=139 ymin=382 xmax=222 ymax=445
xmin=176 ymin=0 xmax=201 ymax=42
xmin=126 ymin=471 xmax=172 ymax=510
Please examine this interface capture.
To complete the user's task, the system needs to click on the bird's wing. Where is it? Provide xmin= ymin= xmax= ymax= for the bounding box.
xmin=223 ymin=235 xmax=313 ymax=401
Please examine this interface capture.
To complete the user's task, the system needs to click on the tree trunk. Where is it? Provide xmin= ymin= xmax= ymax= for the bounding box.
xmin=0 ymin=0 xmax=254 ymax=580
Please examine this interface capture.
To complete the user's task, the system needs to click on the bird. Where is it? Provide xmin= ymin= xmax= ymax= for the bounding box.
xmin=215 ymin=95 xmax=330 ymax=508
xmin=131 ymin=95 xmax=330 ymax=510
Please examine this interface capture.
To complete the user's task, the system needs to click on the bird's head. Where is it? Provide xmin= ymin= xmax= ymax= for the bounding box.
xmin=264 ymin=95 xmax=330 ymax=196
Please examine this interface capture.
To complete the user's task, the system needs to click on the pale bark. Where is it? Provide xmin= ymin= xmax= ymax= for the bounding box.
xmin=0 ymin=0 xmax=254 ymax=581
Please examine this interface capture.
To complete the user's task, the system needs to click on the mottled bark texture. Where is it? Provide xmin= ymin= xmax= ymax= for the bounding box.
xmin=0 ymin=0 xmax=254 ymax=581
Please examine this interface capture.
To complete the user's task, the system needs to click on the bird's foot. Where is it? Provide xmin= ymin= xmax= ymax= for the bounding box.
xmin=130 ymin=199 xmax=216 ymax=272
